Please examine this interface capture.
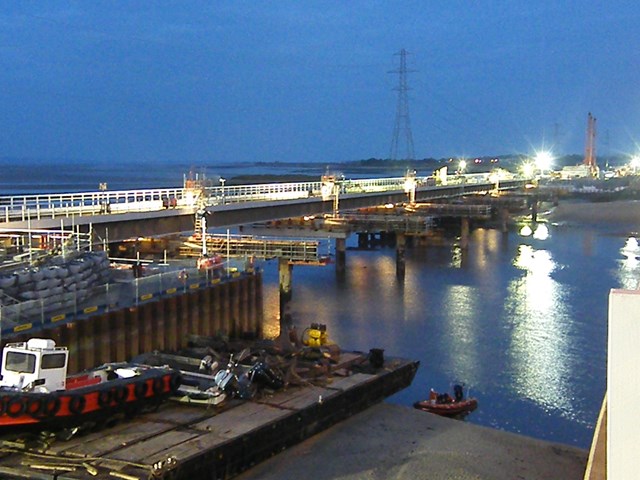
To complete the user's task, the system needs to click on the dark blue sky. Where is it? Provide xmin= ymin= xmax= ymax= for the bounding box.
xmin=2 ymin=2 xmax=639 ymax=165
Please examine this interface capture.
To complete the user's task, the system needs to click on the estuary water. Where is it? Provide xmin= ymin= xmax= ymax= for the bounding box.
xmin=260 ymin=221 xmax=633 ymax=449
xmin=1 ymin=158 xmax=627 ymax=449
xmin=0 ymin=157 xmax=391 ymax=195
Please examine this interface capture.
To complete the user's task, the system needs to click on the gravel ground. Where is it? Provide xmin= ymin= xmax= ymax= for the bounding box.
xmin=235 ymin=404 xmax=587 ymax=480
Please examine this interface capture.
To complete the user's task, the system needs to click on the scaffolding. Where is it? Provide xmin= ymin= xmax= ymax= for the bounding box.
xmin=180 ymin=234 xmax=328 ymax=264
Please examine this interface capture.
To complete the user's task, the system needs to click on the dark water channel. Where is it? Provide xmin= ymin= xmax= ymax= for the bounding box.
xmin=260 ymin=221 xmax=638 ymax=449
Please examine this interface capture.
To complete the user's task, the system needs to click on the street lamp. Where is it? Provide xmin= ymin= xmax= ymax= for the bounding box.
xmin=321 ymin=175 xmax=339 ymax=216
xmin=404 ymin=169 xmax=417 ymax=205
xmin=99 ymin=182 xmax=108 ymax=214
xmin=197 ymin=208 xmax=208 ymax=256
xmin=535 ymin=151 xmax=553 ymax=176
xmin=522 ymin=161 xmax=536 ymax=179
xmin=631 ymin=156 xmax=640 ymax=174
xmin=458 ymin=160 xmax=467 ymax=174
xmin=219 ymin=177 xmax=226 ymax=204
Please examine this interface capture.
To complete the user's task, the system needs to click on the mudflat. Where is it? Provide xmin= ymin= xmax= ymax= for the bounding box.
xmin=545 ymin=199 xmax=640 ymax=228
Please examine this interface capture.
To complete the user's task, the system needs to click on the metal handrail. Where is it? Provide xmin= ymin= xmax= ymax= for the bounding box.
xmin=0 ymin=173 xmax=512 ymax=223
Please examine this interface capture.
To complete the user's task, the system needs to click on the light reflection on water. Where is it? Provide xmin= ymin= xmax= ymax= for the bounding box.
xmin=260 ymin=223 xmax=615 ymax=448
xmin=533 ymin=224 xmax=549 ymax=240
xmin=508 ymin=245 xmax=573 ymax=417
xmin=441 ymin=285 xmax=481 ymax=387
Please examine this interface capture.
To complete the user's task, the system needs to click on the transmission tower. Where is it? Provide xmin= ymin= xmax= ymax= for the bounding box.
xmin=389 ymin=49 xmax=415 ymax=161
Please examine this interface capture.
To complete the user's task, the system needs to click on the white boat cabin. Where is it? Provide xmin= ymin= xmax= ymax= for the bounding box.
xmin=0 ymin=338 xmax=68 ymax=392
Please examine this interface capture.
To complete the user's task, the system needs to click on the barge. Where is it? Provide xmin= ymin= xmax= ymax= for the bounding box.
xmin=0 ymin=350 xmax=418 ymax=479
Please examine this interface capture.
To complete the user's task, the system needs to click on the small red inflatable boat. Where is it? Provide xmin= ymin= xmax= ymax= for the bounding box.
xmin=413 ymin=384 xmax=478 ymax=417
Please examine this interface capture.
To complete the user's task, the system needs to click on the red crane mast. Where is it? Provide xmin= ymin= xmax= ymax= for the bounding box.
xmin=584 ymin=112 xmax=597 ymax=176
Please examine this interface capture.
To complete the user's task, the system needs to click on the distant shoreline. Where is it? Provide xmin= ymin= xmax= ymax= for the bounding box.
xmin=227 ymin=174 xmax=318 ymax=185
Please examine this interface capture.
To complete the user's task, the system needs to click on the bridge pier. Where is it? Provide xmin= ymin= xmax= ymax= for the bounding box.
xmin=381 ymin=231 xmax=394 ymax=247
xmin=335 ymin=237 xmax=346 ymax=275
xmin=460 ymin=217 xmax=470 ymax=249
xmin=499 ymin=207 xmax=510 ymax=233
xmin=396 ymin=233 xmax=406 ymax=278
xmin=357 ymin=233 xmax=369 ymax=249
xmin=279 ymin=257 xmax=293 ymax=319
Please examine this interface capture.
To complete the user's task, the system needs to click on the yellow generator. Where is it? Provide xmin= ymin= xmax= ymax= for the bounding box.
xmin=303 ymin=323 xmax=328 ymax=347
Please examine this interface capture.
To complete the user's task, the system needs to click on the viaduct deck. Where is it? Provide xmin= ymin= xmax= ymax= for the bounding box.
xmin=0 ymin=177 xmax=527 ymax=243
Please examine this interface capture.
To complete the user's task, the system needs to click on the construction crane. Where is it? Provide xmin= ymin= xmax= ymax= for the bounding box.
xmin=584 ymin=112 xmax=598 ymax=177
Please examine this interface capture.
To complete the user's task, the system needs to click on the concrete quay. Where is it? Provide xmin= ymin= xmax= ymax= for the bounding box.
xmin=236 ymin=403 xmax=588 ymax=480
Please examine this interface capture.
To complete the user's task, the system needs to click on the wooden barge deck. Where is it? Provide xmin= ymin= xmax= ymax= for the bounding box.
xmin=0 ymin=352 xmax=419 ymax=480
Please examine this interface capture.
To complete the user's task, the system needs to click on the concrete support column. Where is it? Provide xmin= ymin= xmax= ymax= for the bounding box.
xmin=279 ymin=257 xmax=293 ymax=320
xmin=369 ymin=233 xmax=378 ymax=248
xmin=357 ymin=233 xmax=368 ymax=249
xmin=336 ymin=237 xmax=346 ymax=276
xmin=499 ymin=207 xmax=509 ymax=233
xmin=385 ymin=232 xmax=396 ymax=247
xmin=460 ymin=217 xmax=470 ymax=250
xmin=396 ymin=233 xmax=406 ymax=278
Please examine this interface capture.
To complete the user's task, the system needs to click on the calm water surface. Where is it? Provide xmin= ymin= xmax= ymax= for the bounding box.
xmin=0 ymin=158 xmax=390 ymax=195
xmin=260 ymin=223 xmax=637 ymax=449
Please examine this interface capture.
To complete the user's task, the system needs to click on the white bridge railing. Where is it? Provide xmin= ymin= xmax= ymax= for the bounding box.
xmin=0 ymin=173 xmax=508 ymax=223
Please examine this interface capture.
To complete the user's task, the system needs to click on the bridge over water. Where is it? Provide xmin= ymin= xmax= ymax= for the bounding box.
xmin=0 ymin=173 xmax=531 ymax=340
xmin=0 ymin=173 xmax=529 ymax=243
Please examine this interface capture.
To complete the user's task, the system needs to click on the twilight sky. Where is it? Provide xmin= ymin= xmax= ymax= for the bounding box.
xmin=1 ymin=2 xmax=640 ymax=166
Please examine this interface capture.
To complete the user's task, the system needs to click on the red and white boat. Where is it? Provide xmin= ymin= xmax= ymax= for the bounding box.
xmin=413 ymin=384 xmax=478 ymax=417
xmin=197 ymin=254 xmax=224 ymax=271
xmin=0 ymin=338 xmax=181 ymax=431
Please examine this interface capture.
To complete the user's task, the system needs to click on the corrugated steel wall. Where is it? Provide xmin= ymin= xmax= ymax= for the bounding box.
xmin=5 ymin=272 xmax=263 ymax=373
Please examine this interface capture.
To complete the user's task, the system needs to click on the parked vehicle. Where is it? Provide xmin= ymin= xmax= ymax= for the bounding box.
xmin=0 ymin=338 xmax=181 ymax=433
